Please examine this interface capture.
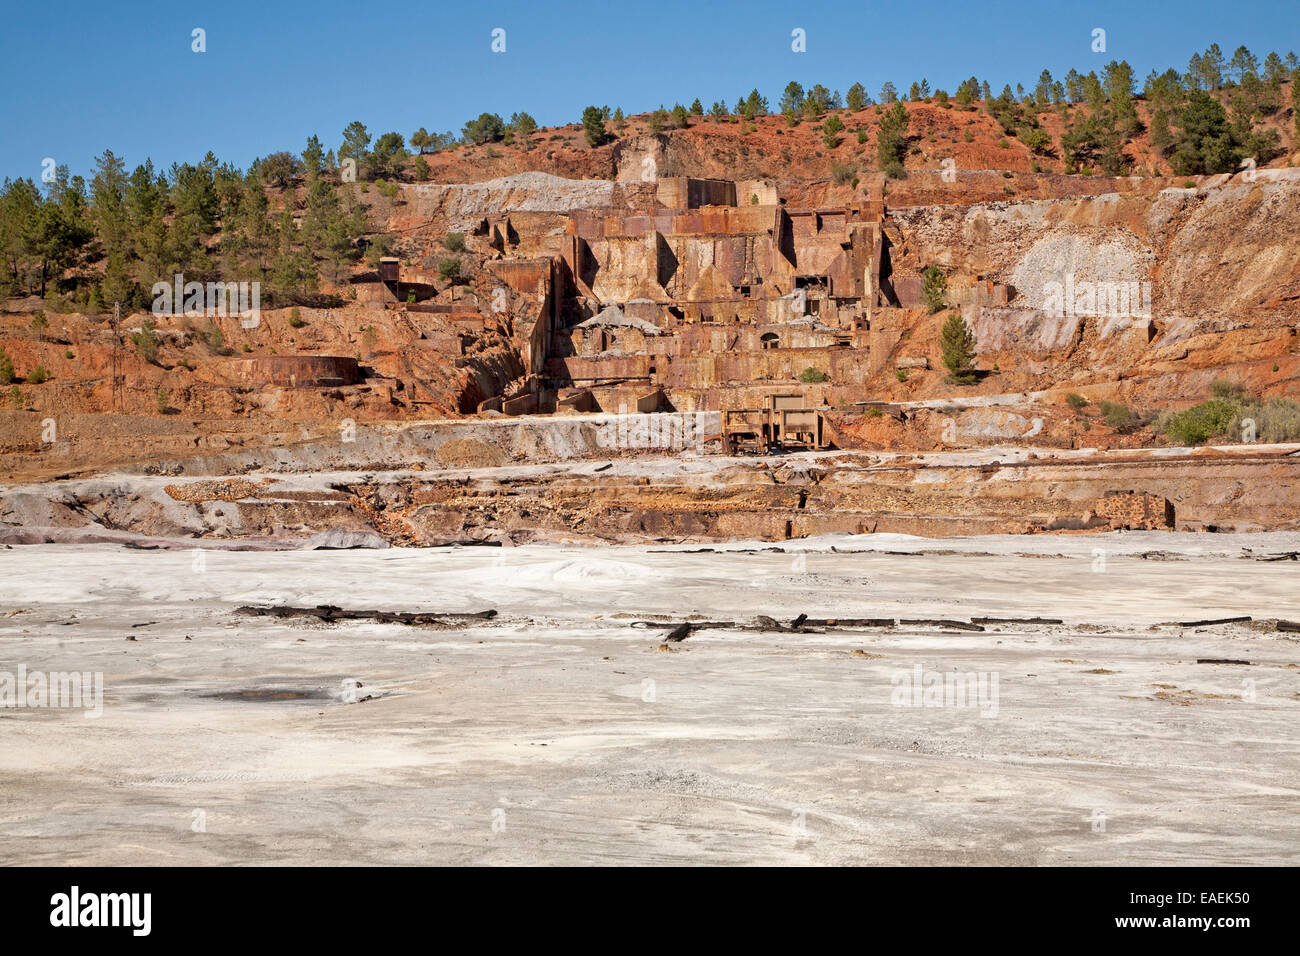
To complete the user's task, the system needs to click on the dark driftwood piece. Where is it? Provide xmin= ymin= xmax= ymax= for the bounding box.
xmin=237 ymin=604 xmax=497 ymax=626
xmin=900 ymin=619 xmax=986 ymax=632
xmin=971 ymin=616 xmax=1064 ymax=625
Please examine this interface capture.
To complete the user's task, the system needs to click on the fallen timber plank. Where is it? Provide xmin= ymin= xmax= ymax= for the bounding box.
xmin=899 ymin=619 xmax=986 ymax=632
xmin=1174 ymin=616 xmax=1253 ymax=627
xmin=971 ymin=616 xmax=1064 ymax=625
xmin=632 ymin=616 xmax=993 ymax=636
xmin=237 ymin=604 xmax=497 ymax=625
xmin=1277 ymin=620 xmax=1300 ymax=633
xmin=1196 ymin=658 xmax=1253 ymax=665
xmin=801 ymin=618 xmax=897 ymax=627
xmin=631 ymin=620 xmax=737 ymax=630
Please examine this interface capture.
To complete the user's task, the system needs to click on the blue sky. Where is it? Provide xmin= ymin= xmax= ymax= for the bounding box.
xmin=1 ymin=0 xmax=1296 ymax=182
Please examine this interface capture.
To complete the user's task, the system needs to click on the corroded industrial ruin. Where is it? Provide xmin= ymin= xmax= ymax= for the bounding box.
xmin=376 ymin=175 xmax=1013 ymax=421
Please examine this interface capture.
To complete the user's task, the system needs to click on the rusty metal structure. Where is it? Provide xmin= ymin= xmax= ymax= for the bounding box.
xmin=723 ymin=394 xmax=828 ymax=455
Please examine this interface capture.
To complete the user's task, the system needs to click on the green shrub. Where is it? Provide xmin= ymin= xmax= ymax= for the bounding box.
xmin=9 ymin=386 xmax=21 ymax=410
xmin=1066 ymin=392 xmax=1089 ymax=409
xmin=830 ymin=161 xmax=857 ymax=185
xmin=896 ymin=368 xmax=909 ymax=382
xmin=27 ymin=365 xmax=48 ymax=384
xmin=799 ymin=367 xmax=829 ymax=383
xmin=1157 ymin=381 xmax=1300 ymax=446
xmin=1210 ymin=379 xmax=1248 ymax=402
xmin=156 ymin=388 xmax=169 ymax=414
xmin=1238 ymin=397 xmax=1300 ymax=443
xmin=867 ymin=406 xmax=884 ymax=417
xmin=438 ymin=259 xmax=460 ymax=280
xmin=288 ymin=308 xmax=305 ymax=328
xmin=442 ymin=233 xmax=466 ymax=252
xmin=0 ymin=349 xmax=13 ymax=384
xmin=1156 ymin=398 xmax=1235 ymax=445
xmin=1099 ymin=400 xmax=1136 ymax=428
xmin=64 ymin=349 xmax=74 ymax=360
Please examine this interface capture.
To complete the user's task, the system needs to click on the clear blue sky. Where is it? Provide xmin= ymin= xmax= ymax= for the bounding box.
xmin=1 ymin=0 xmax=1295 ymax=182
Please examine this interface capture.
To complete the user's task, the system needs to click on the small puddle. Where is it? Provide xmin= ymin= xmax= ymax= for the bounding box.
xmin=203 ymin=688 xmax=328 ymax=703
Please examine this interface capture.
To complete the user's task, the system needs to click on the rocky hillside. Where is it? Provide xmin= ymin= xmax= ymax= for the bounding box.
xmin=409 ymin=90 xmax=1300 ymax=187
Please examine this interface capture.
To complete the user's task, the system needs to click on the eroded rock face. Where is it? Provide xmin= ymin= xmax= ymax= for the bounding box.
xmin=394 ymin=173 xmax=656 ymax=232
xmin=300 ymin=529 xmax=390 ymax=550
xmin=164 ymin=478 xmax=262 ymax=503
xmin=4 ymin=438 xmax=1299 ymax=548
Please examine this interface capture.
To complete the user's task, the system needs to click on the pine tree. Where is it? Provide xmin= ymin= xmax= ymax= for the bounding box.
xmin=876 ymin=101 xmax=909 ymax=177
xmin=1229 ymin=46 xmax=1259 ymax=82
xmin=1263 ymin=52 xmax=1286 ymax=87
xmin=1293 ymin=73 xmax=1300 ymax=137
xmin=339 ymin=121 xmax=371 ymax=164
xmin=922 ymin=265 xmax=947 ymax=313
xmin=302 ymin=135 xmax=325 ymax=174
xmin=780 ymin=81 xmax=806 ymax=116
xmin=940 ymin=312 xmax=977 ymax=384
xmin=581 ymin=105 xmax=606 ymax=146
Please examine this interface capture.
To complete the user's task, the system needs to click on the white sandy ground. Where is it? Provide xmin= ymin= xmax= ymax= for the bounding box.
xmin=0 ymin=530 xmax=1297 ymax=865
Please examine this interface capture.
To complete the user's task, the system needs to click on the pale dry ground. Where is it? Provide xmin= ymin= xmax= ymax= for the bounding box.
xmin=0 ymin=531 xmax=1298 ymax=866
